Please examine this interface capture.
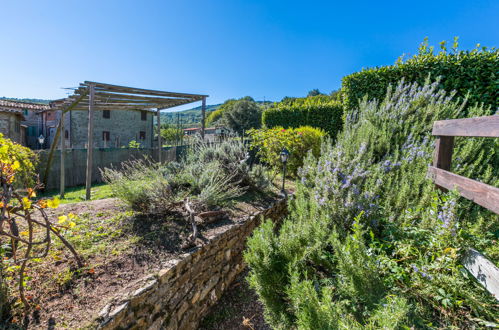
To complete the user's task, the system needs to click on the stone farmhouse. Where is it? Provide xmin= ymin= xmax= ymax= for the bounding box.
xmin=0 ymin=99 xmax=154 ymax=149
xmin=0 ymin=99 xmax=50 ymax=146
xmin=48 ymin=107 xmax=154 ymax=149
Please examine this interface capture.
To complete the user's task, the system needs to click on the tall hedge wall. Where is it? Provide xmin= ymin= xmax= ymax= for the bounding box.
xmin=342 ymin=42 xmax=498 ymax=114
xmin=262 ymin=96 xmax=343 ymax=139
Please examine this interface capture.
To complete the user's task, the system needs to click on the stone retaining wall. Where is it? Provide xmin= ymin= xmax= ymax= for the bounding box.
xmin=95 ymin=198 xmax=288 ymax=329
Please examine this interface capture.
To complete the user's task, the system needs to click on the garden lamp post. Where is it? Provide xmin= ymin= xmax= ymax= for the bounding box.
xmin=38 ymin=134 xmax=45 ymax=150
xmin=280 ymin=148 xmax=290 ymax=197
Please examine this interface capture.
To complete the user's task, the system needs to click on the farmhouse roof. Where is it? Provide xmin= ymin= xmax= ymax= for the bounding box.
xmin=0 ymin=99 xmax=50 ymax=111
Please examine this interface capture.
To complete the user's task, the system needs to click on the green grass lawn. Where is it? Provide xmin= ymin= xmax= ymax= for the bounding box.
xmin=38 ymin=183 xmax=114 ymax=204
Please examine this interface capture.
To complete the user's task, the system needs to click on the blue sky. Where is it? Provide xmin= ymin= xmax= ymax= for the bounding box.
xmin=0 ymin=0 xmax=497 ymax=111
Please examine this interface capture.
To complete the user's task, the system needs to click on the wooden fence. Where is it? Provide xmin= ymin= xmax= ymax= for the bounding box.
xmin=428 ymin=114 xmax=499 ymax=300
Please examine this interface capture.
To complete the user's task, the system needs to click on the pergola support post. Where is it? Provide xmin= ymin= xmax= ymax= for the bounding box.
xmin=60 ymin=111 xmax=65 ymax=198
xmin=85 ymin=83 xmax=95 ymax=200
xmin=157 ymin=108 xmax=162 ymax=163
xmin=201 ymin=97 xmax=206 ymax=139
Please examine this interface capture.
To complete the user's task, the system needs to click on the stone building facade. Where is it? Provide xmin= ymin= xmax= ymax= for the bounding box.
xmin=0 ymin=100 xmax=50 ymax=146
xmin=0 ymin=109 xmax=24 ymax=144
xmin=0 ymin=100 xmax=155 ymax=149
xmin=68 ymin=109 xmax=154 ymax=149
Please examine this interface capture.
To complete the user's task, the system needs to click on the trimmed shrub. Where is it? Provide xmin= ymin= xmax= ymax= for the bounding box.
xmin=245 ymin=79 xmax=498 ymax=328
xmin=342 ymin=39 xmax=499 ymax=114
xmin=248 ymin=126 xmax=325 ymax=177
xmin=262 ymin=96 xmax=343 ymax=139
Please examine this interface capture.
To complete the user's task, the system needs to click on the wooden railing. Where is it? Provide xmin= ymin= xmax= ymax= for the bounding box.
xmin=428 ymin=114 xmax=499 ymax=300
xmin=428 ymin=115 xmax=499 ymax=213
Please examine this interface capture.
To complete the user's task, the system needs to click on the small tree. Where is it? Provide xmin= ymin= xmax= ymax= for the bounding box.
xmin=307 ymin=89 xmax=323 ymax=97
xmin=0 ymin=134 xmax=82 ymax=312
xmin=160 ymin=125 xmax=183 ymax=145
xmin=222 ymin=99 xmax=262 ymax=135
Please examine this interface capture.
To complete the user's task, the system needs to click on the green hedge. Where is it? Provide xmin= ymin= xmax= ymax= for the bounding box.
xmin=262 ymin=96 xmax=343 ymax=139
xmin=342 ymin=41 xmax=498 ymax=114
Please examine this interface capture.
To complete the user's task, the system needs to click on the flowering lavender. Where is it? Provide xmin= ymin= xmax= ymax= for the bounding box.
xmin=411 ymin=264 xmax=434 ymax=280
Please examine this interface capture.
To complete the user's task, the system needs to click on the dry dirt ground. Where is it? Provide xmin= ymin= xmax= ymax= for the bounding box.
xmin=199 ymin=270 xmax=270 ymax=330
xmin=2 ymin=194 xmax=276 ymax=329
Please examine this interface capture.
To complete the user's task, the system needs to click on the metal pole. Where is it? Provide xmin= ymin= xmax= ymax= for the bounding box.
xmin=281 ymin=162 xmax=287 ymax=197
xmin=85 ymin=84 xmax=95 ymax=200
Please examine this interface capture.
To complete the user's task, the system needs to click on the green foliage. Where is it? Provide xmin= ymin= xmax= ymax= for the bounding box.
xmin=102 ymin=160 xmax=175 ymax=213
xmin=159 ymin=125 xmax=183 ymax=145
xmin=248 ymin=126 xmax=325 ymax=177
xmin=342 ymin=38 xmax=499 ymax=114
xmin=262 ymin=96 xmax=343 ymax=139
xmin=0 ymin=133 xmax=37 ymax=187
xmin=176 ymin=137 xmax=271 ymax=201
xmin=0 ymin=263 xmax=10 ymax=324
xmin=245 ymin=79 xmax=498 ymax=329
xmin=160 ymin=105 xmax=219 ymax=128
xmin=307 ymin=89 xmax=323 ymax=97
xmin=127 ymin=140 xmax=141 ymax=149
xmin=103 ymin=137 xmax=271 ymax=213
xmin=206 ymin=99 xmax=237 ymax=126
xmin=221 ymin=98 xmax=262 ymax=135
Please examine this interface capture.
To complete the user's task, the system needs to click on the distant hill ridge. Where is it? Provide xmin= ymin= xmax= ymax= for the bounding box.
xmin=0 ymin=97 xmax=51 ymax=105
xmin=160 ymin=100 xmax=272 ymax=127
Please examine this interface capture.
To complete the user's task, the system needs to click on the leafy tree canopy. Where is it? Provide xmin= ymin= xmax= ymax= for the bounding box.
xmin=221 ymin=98 xmax=262 ymax=134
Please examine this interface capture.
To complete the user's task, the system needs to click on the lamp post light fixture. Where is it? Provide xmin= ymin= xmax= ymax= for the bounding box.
xmin=280 ymin=148 xmax=290 ymax=197
xmin=38 ymin=134 xmax=45 ymax=150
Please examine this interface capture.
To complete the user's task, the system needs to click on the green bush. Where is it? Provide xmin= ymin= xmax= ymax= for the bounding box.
xmin=342 ymin=38 xmax=499 ymax=114
xmin=248 ymin=126 xmax=325 ymax=177
xmin=262 ymin=96 xmax=343 ymax=139
xmin=103 ymin=136 xmax=272 ymax=213
xmin=245 ymin=79 xmax=498 ymax=328
xmin=102 ymin=160 xmax=175 ymax=214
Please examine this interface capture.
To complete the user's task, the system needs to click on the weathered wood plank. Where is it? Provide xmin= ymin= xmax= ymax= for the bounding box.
xmin=42 ymin=90 xmax=88 ymax=189
xmin=201 ymin=97 xmax=206 ymax=139
xmin=462 ymin=248 xmax=499 ymax=301
xmin=85 ymin=84 xmax=95 ymax=200
xmin=427 ymin=166 xmax=499 ymax=214
xmin=60 ymin=111 xmax=65 ymax=198
xmin=432 ymin=115 xmax=499 ymax=137
xmin=433 ymin=136 xmax=454 ymax=170
xmin=157 ymin=108 xmax=162 ymax=163
xmin=82 ymin=81 xmax=208 ymax=99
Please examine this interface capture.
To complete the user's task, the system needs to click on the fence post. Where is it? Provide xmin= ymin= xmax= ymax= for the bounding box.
xmin=433 ymin=136 xmax=454 ymax=190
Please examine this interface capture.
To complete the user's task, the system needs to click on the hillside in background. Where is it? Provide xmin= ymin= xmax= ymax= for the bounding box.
xmin=0 ymin=97 xmax=51 ymax=104
xmin=161 ymin=101 xmax=272 ymax=128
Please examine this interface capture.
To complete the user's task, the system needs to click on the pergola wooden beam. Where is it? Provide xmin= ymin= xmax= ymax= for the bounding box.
xmin=44 ymin=81 xmax=208 ymax=200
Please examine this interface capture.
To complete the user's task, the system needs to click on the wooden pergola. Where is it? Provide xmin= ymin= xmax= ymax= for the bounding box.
xmin=45 ymin=81 xmax=208 ymax=200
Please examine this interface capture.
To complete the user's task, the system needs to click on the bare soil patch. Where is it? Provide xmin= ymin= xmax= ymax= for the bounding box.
xmin=199 ymin=270 xmax=270 ymax=330
xmin=3 ymin=193 xmax=277 ymax=329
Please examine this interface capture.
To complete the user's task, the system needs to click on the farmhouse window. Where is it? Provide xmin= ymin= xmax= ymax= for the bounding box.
xmin=139 ymin=131 xmax=146 ymax=140
xmin=141 ymin=111 xmax=147 ymax=121
xmin=103 ymin=110 xmax=110 ymax=119
xmin=102 ymin=131 xmax=110 ymax=141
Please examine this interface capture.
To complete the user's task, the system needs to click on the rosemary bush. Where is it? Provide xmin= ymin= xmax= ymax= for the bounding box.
xmin=245 ymin=79 xmax=498 ymax=328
